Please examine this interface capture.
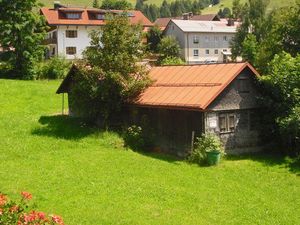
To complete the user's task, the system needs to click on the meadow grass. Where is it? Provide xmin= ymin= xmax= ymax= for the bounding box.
xmin=0 ymin=79 xmax=299 ymax=225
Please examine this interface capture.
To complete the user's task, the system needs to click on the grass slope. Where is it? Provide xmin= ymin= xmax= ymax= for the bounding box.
xmin=40 ymin=0 xmax=296 ymax=11
xmin=0 ymin=79 xmax=300 ymax=225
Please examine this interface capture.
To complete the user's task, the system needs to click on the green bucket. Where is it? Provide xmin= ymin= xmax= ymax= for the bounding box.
xmin=206 ymin=151 xmax=221 ymax=166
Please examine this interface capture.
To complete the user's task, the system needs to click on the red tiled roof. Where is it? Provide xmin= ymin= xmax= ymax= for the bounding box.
xmin=134 ymin=63 xmax=259 ymax=111
xmin=41 ymin=7 xmax=153 ymax=27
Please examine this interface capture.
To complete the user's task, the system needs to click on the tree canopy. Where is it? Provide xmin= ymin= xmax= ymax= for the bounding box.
xmin=0 ymin=0 xmax=47 ymax=79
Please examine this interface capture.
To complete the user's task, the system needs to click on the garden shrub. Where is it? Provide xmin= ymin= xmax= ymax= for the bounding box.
xmin=36 ymin=57 xmax=72 ymax=80
xmin=124 ymin=125 xmax=144 ymax=150
xmin=0 ymin=191 xmax=64 ymax=225
xmin=188 ymin=133 xmax=225 ymax=165
xmin=159 ymin=56 xmax=185 ymax=66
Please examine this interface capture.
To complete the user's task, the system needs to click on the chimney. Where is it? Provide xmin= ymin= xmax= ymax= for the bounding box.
xmin=182 ymin=13 xmax=189 ymax=20
xmin=227 ymin=18 xmax=235 ymax=26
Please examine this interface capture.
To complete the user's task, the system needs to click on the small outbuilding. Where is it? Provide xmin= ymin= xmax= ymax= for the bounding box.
xmin=57 ymin=62 xmax=264 ymax=155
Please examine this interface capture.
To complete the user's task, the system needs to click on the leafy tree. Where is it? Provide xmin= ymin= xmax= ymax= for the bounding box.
xmin=157 ymin=36 xmax=181 ymax=63
xmin=260 ymin=53 xmax=300 ymax=154
xmin=80 ymin=14 xmax=151 ymax=123
xmin=101 ymin=0 xmax=133 ymax=10
xmin=135 ymin=0 xmax=144 ymax=11
xmin=93 ymin=0 xmax=100 ymax=8
xmin=222 ymin=7 xmax=231 ymax=18
xmin=160 ymin=0 xmax=171 ymax=17
xmin=211 ymin=0 xmax=220 ymax=5
xmin=0 ymin=0 xmax=47 ymax=79
xmin=232 ymin=0 xmax=243 ymax=19
xmin=160 ymin=56 xmax=185 ymax=65
xmin=147 ymin=25 xmax=162 ymax=52
xmin=241 ymin=34 xmax=258 ymax=65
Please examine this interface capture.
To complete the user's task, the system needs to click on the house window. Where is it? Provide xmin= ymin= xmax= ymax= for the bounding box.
xmin=66 ymin=13 xmax=81 ymax=19
xmin=219 ymin=113 xmax=236 ymax=133
xmin=214 ymin=36 xmax=219 ymax=42
xmin=223 ymin=49 xmax=227 ymax=52
xmin=193 ymin=49 xmax=199 ymax=57
xmin=205 ymin=36 xmax=209 ymax=42
xmin=223 ymin=36 xmax=228 ymax=41
xmin=205 ymin=49 xmax=210 ymax=55
xmin=193 ymin=36 xmax=199 ymax=44
xmin=237 ymin=78 xmax=250 ymax=93
xmin=52 ymin=47 xmax=55 ymax=55
xmin=96 ymin=14 xmax=105 ymax=20
xmin=66 ymin=30 xmax=78 ymax=38
xmin=66 ymin=47 xmax=76 ymax=55
xmin=214 ymin=49 xmax=218 ymax=54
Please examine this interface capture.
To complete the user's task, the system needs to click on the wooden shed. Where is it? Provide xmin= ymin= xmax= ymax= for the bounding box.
xmin=57 ymin=62 xmax=263 ymax=155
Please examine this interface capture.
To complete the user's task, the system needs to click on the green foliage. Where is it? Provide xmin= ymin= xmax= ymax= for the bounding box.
xmin=241 ymin=33 xmax=258 ymax=65
xmin=35 ymin=57 xmax=72 ymax=80
xmin=77 ymin=15 xmax=151 ymax=123
xmin=92 ymin=0 xmax=100 ymax=8
xmin=188 ymin=133 xmax=225 ymax=165
xmin=160 ymin=56 xmax=185 ymax=65
xmin=157 ymin=36 xmax=181 ymax=63
xmin=136 ymin=0 xmax=211 ymax=22
xmin=124 ymin=125 xmax=144 ymax=150
xmin=146 ymin=25 xmax=162 ymax=52
xmin=0 ymin=0 xmax=47 ymax=79
xmin=260 ymin=52 xmax=300 ymax=154
xmin=101 ymin=0 xmax=133 ymax=9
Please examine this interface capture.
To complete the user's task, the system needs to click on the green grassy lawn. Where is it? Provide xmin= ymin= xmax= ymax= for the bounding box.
xmin=0 ymin=79 xmax=300 ymax=225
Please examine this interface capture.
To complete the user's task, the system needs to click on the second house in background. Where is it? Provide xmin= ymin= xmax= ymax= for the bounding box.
xmin=164 ymin=19 xmax=239 ymax=64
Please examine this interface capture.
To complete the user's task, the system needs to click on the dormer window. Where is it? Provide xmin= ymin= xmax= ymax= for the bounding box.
xmin=96 ymin=14 xmax=105 ymax=20
xmin=66 ymin=13 xmax=81 ymax=19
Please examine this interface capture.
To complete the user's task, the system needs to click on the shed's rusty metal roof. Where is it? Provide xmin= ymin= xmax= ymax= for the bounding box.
xmin=134 ymin=63 xmax=259 ymax=111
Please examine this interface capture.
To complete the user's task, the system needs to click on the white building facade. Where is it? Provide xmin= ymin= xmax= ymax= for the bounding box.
xmin=164 ymin=19 xmax=239 ymax=64
xmin=41 ymin=4 xmax=153 ymax=59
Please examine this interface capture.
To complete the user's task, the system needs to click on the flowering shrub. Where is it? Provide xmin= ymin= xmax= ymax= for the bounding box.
xmin=0 ymin=192 xmax=64 ymax=225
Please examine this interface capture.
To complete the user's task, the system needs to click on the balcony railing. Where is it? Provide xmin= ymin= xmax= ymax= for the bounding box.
xmin=43 ymin=37 xmax=57 ymax=45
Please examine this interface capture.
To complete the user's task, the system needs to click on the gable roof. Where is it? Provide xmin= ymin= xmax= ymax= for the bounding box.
xmin=41 ymin=7 xmax=153 ymax=27
xmin=155 ymin=14 xmax=220 ymax=29
xmin=169 ymin=19 xmax=238 ymax=33
xmin=133 ymin=63 xmax=259 ymax=111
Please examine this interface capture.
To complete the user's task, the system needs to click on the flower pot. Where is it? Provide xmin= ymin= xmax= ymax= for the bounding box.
xmin=206 ymin=151 xmax=221 ymax=166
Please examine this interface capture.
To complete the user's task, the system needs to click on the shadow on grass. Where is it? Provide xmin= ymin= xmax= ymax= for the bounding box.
xmin=32 ymin=115 xmax=181 ymax=163
xmin=226 ymin=153 xmax=300 ymax=176
xmin=32 ymin=115 xmax=98 ymax=140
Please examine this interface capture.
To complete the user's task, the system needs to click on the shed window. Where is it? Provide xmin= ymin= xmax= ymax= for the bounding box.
xmin=96 ymin=14 xmax=105 ymax=20
xmin=219 ymin=113 xmax=236 ymax=133
xmin=66 ymin=47 xmax=76 ymax=55
xmin=66 ymin=30 xmax=77 ymax=38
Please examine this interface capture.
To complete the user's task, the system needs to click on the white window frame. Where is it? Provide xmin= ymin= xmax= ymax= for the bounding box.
xmin=205 ymin=49 xmax=210 ymax=55
xmin=66 ymin=46 xmax=77 ymax=55
xmin=193 ymin=36 xmax=199 ymax=44
xmin=193 ymin=49 xmax=199 ymax=57
xmin=219 ymin=113 xmax=236 ymax=133
xmin=66 ymin=30 xmax=78 ymax=38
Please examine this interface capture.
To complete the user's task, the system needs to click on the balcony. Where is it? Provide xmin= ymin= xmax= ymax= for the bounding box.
xmin=43 ymin=37 xmax=57 ymax=45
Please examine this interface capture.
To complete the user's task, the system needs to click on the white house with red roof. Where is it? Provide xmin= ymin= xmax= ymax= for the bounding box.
xmin=40 ymin=2 xmax=153 ymax=59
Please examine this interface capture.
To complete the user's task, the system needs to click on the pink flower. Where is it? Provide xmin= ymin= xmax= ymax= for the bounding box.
xmin=0 ymin=194 xmax=7 ymax=206
xmin=51 ymin=215 xmax=65 ymax=225
xmin=21 ymin=191 xmax=32 ymax=200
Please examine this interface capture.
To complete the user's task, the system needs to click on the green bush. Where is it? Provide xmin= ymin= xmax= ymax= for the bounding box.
xmin=188 ymin=133 xmax=225 ymax=165
xmin=159 ymin=56 xmax=185 ymax=66
xmin=36 ymin=57 xmax=71 ymax=80
xmin=124 ymin=125 xmax=144 ymax=150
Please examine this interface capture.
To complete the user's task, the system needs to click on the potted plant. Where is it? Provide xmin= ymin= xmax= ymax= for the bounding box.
xmin=189 ymin=133 xmax=225 ymax=166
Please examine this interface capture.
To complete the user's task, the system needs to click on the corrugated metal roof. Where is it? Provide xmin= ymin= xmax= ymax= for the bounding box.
xmin=134 ymin=63 xmax=259 ymax=111
xmin=171 ymin=19 xmax=238 ymax=33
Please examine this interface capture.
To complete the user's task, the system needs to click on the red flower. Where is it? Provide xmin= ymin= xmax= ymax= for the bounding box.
xmin=10 ymin=205 xmax=19 ymax=212
xmin=21 ymin=191 xmax=32 ymax=200
xmin=0 ymin=194 xmax=7 ymax=206
xmin=51 ymin=215 xmax=65 ymax=225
